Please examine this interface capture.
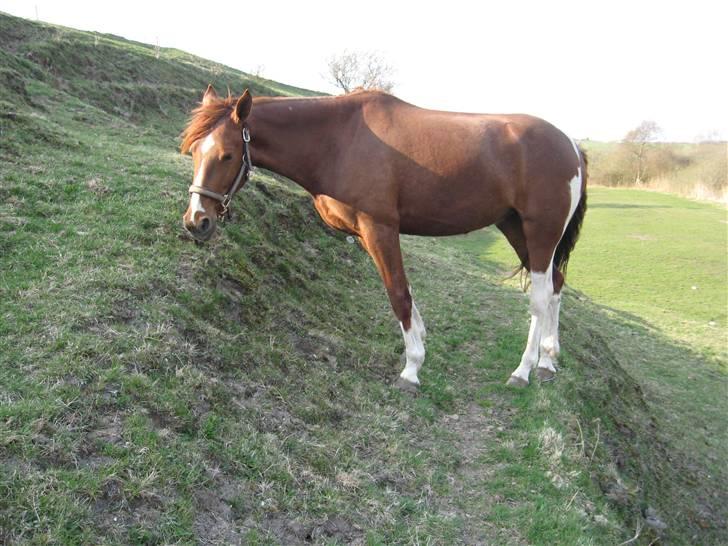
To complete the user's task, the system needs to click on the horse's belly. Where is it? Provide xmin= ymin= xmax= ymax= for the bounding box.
xmin=398 ymin=182 xmax=509 ymax=236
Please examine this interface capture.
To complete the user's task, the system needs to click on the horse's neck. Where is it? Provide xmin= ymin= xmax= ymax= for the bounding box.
xmin=248 ymin=97 xmax=347 ymax=194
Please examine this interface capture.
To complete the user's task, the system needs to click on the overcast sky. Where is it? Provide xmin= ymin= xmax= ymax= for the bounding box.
xmin=2 ymin=0 xmax=726 ymax=141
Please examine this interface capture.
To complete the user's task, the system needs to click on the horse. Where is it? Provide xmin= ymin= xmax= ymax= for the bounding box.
xmin=181 ymin=85 xmax=587 ymax=389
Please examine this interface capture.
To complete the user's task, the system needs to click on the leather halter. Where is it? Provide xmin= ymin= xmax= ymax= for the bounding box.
xmin=188 ymin=126 xmax=253 ymax=219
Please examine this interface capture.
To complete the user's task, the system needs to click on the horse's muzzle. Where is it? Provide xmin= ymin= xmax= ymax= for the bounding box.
xmin=183 ymin=214 xmax=216 ymax=242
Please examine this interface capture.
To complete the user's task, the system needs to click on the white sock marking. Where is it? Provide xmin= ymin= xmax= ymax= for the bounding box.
xmin=400 ymin=322 xmax=425 ymax=384
xmin=399 ymin=294 xmax=426 ymax=384
xmin=511 ymin=270 xmax=556 ymax=382
xmin=411 ymin=300 xmax=426 ymax=340
xmin=511 ymin=314 xmax=541 ymax=382
xmin=540 ymin=293 xmax=561 ymax=359
xmin=531 ymin=271 xmax=557 ymax=373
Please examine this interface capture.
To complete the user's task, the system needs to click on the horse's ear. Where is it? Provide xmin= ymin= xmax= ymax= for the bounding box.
xmin=202 ymin=84 xmax=218 ymax=105
xmin=232 ymin=89 xmax=252 ymax=125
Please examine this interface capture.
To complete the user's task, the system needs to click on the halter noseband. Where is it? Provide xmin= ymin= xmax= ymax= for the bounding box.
xmin=188 ymin=126 xmax=253 ymax=219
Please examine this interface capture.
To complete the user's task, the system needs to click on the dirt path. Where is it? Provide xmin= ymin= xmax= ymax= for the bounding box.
xmin=438 ymin=401 xmax=512 ymax=545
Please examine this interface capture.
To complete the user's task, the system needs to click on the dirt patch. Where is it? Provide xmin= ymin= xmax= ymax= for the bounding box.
xmin=110 ymin=297 xmax=139 ymax=324
xmin=90 ymin=477 xmax=165 ymax=541
xmin=88 ymin=414 xmax=124 ymax=446
xmin=193 ymin=486 xmax=246 ymax=545
xmin=261 ymin=514 xmax=364 ymax=545
xmin=216 ymin=276 xmax=250 ymax=304
xmin=86 ymin=176 xmax=111 ymax=195
xmin=442 ymin=402 xmax=510 ymax=472
xmin=226 ymin=379 xmax=308 ymax=434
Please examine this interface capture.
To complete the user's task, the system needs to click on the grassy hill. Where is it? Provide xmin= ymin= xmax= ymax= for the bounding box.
xmin=1 ymin=12 xmax=725 ymax=545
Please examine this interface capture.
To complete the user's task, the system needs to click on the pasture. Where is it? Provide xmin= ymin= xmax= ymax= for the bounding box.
xmin=443 ymin=187 xmax=727 ymax=537
xmin=1 ymin=12 xmax=726 ymax=545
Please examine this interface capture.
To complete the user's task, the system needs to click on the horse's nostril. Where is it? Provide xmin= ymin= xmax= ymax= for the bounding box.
xmin=200 ymin=217 xmax=211 ymax=232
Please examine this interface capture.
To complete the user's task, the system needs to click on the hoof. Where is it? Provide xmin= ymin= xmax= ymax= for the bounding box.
xmin=535 ymin=367 xmax=556 ymax=382
xmin=506 ymin=375 xmax=529 ymax=388
xmin=394 ymin=377 xmax=420 ymax=394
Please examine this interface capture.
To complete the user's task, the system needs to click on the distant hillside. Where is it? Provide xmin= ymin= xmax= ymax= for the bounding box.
xmin=0 ymin=10 xmax=319 ymax=160
xmin=1 ymin=12 xmax=725 ymax=545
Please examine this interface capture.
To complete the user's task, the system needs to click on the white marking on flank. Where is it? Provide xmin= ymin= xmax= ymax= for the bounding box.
xmin=200 ymin=133 xmax=216 ymax=155
xmin=564 ymin=138 xmax=583 ymax=232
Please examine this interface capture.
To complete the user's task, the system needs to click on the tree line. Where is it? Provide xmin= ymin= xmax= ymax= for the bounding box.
xmin=585 ymin=122 xmax=726 ymax=197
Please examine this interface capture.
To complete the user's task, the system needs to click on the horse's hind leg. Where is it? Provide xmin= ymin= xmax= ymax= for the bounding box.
xmin=538 ymin=267 xmax=564 ymax=379
xmin=498 ymin=214 xmax=540 ymax=387
xmin=506 ymin=218 xmax=565 ymax=386
xmin=358 ymin=219 xmax=426 ymax=388
xmin=529 ymin=220 xmax=571 ymax=384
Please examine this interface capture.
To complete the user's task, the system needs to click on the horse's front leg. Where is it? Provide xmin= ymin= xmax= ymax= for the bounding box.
xmin=358 ymin=219 xmax=426 ymax=388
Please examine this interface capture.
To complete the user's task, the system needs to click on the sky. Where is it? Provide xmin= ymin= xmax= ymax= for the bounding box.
xmin=1 ymin=0 xmax=726 ymax=142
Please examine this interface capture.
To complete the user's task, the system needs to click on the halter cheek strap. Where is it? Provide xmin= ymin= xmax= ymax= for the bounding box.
xmin=188 ymin=126 xmax=253 ymax=219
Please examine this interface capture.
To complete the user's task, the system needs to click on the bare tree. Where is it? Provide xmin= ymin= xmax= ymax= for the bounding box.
xmin=252 ymin=64 xmax=265 ymax=79
xmin=327 ymin=51 xmax=359 ymax=93
xmin=622 ymin=120 xmax=661 ymax=184
xmin=327 ymin=50 xmax=394 ymax=93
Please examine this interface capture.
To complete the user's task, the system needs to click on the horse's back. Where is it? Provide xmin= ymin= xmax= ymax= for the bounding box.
xmin=353 ymin=94 xmax=576 ymax=235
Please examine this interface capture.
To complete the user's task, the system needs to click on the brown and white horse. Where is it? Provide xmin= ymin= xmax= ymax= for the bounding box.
xmin=181 ymin=86 xmax=587 ymax=388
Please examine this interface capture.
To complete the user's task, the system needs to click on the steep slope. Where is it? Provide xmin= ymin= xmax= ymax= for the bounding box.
xmin=1 ymin=12 xmax=724 ymax=545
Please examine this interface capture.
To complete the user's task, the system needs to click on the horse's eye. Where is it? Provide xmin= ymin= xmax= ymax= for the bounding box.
xmin=221 ymin=153 xmax=232 ymax=161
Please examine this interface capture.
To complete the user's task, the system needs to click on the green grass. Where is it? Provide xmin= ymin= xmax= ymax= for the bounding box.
xmin=442 ymin=186 xmax=728 ymax=543
xmin=445 ymin=187 xmax=727 ymax=358
xmin=1 ymin=11 xmax=726 ymax=545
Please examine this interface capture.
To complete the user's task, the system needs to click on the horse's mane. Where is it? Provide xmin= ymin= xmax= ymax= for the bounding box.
xmin=180 ymin=90 xmax=394 ymax=154
xmin=180 ymin=95 xmax=236 ymax=154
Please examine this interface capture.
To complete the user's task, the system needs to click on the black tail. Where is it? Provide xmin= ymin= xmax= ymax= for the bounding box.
xmin=554 ymin=148 xmax=588 ymax=277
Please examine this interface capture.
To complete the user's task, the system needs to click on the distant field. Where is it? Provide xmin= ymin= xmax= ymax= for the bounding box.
xmin=443 ymin=187 xmax=728 ymax=360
